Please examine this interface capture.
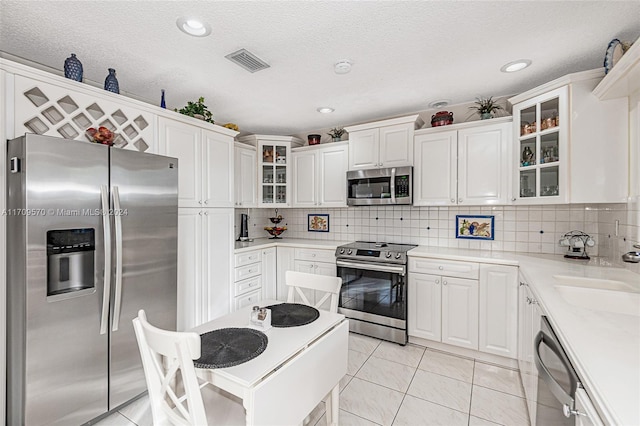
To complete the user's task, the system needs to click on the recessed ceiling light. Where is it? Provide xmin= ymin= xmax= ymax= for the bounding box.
xmin=334 ymin=60 xmax=352 ymax=74
xmin=176 ymin=17 xmax=211 ymax=37
xmin=501 ymin=59 xmax=532 ymax=73
xmin=428 ymin=99 xmax=450 ymax=109
xmin=317 ymin=107 xmax=335 ymax=114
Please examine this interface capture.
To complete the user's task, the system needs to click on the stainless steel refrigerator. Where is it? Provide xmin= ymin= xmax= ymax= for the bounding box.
xmin=6 ymin=134 xmax=178 ymax=425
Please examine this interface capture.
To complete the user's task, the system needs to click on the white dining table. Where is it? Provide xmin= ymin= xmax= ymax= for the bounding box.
xmin=191 ymin=301 xmax=348 ymax=426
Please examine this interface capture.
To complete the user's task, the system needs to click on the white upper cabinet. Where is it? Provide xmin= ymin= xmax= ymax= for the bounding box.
xmin=234 ymin=144 xmax=257 ymax=208
xmin=346 ymin=114 xmax=424 ymax=170
xmin=237 ymin=135 xmax=304 ymax=208
xmin=292 ymin=142 xmax=348 ymax=208
xmin=509 ymin=69 xmax=628 ymax=204
xmin=414 ymin=118 xmax=511 ymax=206
xmin=158 ymin=117 xmax=235 ymax=208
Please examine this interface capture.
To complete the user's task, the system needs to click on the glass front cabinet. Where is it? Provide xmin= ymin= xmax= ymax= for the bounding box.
xmin=512 ymin=86 xmax=569 ymax=204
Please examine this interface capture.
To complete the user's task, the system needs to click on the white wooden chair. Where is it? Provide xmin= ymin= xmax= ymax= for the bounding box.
xmin=285 ymin=270 xmax=343 ymax=425
xmin=285 ymin=270 xmax=342 ymax=313
xmin=133 ymin=310 xmax=245 ymax=426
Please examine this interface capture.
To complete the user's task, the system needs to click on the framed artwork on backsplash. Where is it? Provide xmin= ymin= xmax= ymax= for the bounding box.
xmin=455 ymin=215 xmax=495 ymax=240
xmin=308 ymin=214 xmax=329 ymax=232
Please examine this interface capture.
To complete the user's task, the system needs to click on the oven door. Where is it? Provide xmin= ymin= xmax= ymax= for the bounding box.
xmin=336 ymin=259 xmax=407 ymax=331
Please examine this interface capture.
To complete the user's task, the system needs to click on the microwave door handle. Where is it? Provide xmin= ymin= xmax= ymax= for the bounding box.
xmin=111 ymin=186 xmax=123 ymax=332
xmin=534 ymin=330 xmax=575 ymax=416
xmin=390 ymin=168 xmax=396 ymax=203
xmin=99 ymin=185 xmax=111 ymax=335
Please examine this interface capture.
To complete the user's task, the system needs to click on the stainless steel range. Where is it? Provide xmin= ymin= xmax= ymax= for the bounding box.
xmin=335 ymin=241 xmax=417 ymax=345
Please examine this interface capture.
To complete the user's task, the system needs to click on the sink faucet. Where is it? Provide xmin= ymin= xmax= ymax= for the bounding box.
xmin=622 ymin=244 xmax=640 ymax=263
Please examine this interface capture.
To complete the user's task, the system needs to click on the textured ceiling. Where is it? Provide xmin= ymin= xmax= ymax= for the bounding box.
xmin=1 ymin=1 xmax=639 ymax=136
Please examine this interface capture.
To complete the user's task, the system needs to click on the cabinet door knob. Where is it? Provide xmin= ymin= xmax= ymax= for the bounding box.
xmin=204 ymin=211 xmax=209 ymax=216
xmin=451 ymin=199 xmax=455 ymax=203
xmin=511 ymin=197 xmax=516 ymax=201
xmin=458 ymin=198 xmax=463 ymax=203
xmin=198 ymin=211 xmax=203 ymax=216
xmin=438 ymin=266 xmax=443 ymax=270
xmin=199 ymin=200 xmax=203 ymax=204
xmin=204 ymin=200 xmax=209 ymax=205
xmin=312 ymin=253 xmax=316 ymax=257
xmin=442 ymin=280 xmax=448 ymax=285
xmin=435 ymin=279 xmax=440 ymax=284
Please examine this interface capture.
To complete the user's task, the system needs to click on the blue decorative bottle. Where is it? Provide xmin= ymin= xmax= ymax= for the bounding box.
xmin=161 ymin=89 xmax=166 ymax=108
xmin=64 ymin=53 xmax=83 ymax=81
xmin=104 ymin=68 xmax=120 ymax=94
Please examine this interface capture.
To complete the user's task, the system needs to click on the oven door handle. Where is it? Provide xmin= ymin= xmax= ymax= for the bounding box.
xmin=534 ymin=329 xmax=575 ymax=416
xmin=336 ymin=259 xmax=406 ymax=275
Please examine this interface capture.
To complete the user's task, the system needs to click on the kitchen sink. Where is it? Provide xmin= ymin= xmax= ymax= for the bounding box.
xmin=554 ymin=285 xmax=640 ymax=317
xmin=552 ymin=275 xmax=638 ymax=292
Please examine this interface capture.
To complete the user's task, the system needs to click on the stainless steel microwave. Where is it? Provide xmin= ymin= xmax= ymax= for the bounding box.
xmin=347 ymin=166 xmax=412 ymax=206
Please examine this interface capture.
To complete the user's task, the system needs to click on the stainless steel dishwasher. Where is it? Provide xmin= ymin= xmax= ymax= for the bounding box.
xmin=534 ymin=316 xmax=580 ymax=425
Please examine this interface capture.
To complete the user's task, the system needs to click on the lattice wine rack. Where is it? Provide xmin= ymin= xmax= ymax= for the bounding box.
xmin=14 ymin=75 xmax=154 ymax=152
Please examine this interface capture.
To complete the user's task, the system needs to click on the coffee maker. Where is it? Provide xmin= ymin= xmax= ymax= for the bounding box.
xmin=238 ymin=213 xmax=251 ymax=241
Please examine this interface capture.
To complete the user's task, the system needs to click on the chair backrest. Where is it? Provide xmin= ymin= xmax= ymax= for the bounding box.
xmin=285 ymin=270 xmax=342 ymax=313
xmin=133 ymin=309 xmax=207 ymax=426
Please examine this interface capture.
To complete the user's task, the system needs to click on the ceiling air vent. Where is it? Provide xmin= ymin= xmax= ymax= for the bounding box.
xmin=225 ymin=49 xmax=270 ymax=73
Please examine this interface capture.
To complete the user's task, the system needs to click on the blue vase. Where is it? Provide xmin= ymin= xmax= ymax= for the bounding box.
xmin=160 ymin=89 xmax=166 ymax=108
xmin=104 ymin=68 xmax=120 ymax=94
xmin=64 ymin=53 xmax=83 ymax=81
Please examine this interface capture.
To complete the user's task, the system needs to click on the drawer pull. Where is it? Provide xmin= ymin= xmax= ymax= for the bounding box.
xmin=438 ymin=266 xmax=444 ymax=270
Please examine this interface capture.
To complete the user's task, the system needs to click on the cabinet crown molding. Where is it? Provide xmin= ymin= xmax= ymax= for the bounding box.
xmin=236 ymin=134 xmax=304 ymax=147
xmin=345 ymin=114 xmax=424 ymax=133
xmin=593 ymin=34 xmax=640 ymax=100
xmin=414 ymin=116 xmax=512 ymax=136
xmin=508 ymin=68 xmax=603 ymax=105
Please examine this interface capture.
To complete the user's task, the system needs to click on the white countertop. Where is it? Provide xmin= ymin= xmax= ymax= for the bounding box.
xmin=235 ymin=238 xmax=639 ymax=424
xmin=409 ymin=246 xmax=640 ymax=426
xmin=234 ymin=238 xmax=349 ymax=253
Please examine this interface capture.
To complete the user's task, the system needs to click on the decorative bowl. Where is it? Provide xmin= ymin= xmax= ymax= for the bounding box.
xmin=269 ymin=215 xmax=283 ymax=225
xmin=264 ymin=226 xmax=286 ymax=239
xmin=86 ymin=127 xmax=123 ymax=147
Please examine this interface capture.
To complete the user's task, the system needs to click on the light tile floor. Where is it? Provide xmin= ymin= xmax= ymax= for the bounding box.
xmin=97 ymin=333 xmax=530 ymax=426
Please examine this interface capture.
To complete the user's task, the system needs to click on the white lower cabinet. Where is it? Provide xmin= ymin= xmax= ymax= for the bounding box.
xmin=479 ymin=264 xmax=518 ymax=358
xmin=261 ymin=247 xmax=277 ymax=300
xmin=177 ymin=208 xmax=233 ymax=331
xmin=233 ymin=249 xmax=263 ymax=311
xmin=292 ymin=248 xmax=336 ymax=310
xmin=441 ymin=276 xmax=479 ymax=350
xmin=409 ymin=257 xmax=518 ymax=357
xmin=276 ymin=246 xmax=295 ymax=301
xmin=518 ymin=278 xmax=543 ymax=426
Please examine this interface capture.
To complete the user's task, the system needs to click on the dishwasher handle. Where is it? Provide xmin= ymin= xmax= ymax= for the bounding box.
xmin=534 ymin=329 xmax=576 ymax=417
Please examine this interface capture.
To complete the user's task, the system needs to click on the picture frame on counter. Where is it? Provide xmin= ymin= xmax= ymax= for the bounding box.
xmin=455 ymin=215 xmax=494 ymax=240
xmin=308 ymin=214 xmax=329 ymax=232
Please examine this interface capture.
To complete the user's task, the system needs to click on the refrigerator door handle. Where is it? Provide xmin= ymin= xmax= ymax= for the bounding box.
xmin=112 ymin=186 xmax=124 ymax=331
xmin=100 ymin=185 xmax=112 ymax=335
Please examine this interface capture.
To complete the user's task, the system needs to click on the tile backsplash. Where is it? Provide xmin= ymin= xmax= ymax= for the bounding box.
xmin=236 ymin=200 xmax=640 ymax=273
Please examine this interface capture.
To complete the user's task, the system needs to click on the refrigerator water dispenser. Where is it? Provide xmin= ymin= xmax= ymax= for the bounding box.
xmin=46 ymin=228 xmax=95 ymax=296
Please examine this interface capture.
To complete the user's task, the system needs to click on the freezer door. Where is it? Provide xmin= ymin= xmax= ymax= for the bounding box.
xmin=6 ymin=135 xmax=109 ymax=426
xmin=108 ymin=148 xmax=178 ymax=408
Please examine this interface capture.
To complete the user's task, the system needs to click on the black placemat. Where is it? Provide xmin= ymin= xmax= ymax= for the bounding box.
xmin=265 ymin=303 xmax=320 ymax=328
xmin=194 ymin=328 xmax=268 ymax=369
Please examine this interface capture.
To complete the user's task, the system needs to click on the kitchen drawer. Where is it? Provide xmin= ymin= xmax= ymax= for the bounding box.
xmin=234 ymin=275 xmax=262 ymax=297
xmin=235 ymin=249 xmax=262 ymax=267
xmin=234 ymin=262 xmax=262 ymax=282
xmin=294 ymin=247 xmax=335 ymax=263
xmin=235 ymin=288 xmax=262 ymax=311
xmin=409 ymin=257 xmax=479 ymax=279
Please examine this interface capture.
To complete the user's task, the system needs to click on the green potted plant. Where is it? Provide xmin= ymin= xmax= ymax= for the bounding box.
xmin=175 ymin=97 xmax=214 ymax=124
xmin=469 ymin=96 xmax=503 ymax=120
xmin=327 ymin=127 xmax=346 ymax=142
